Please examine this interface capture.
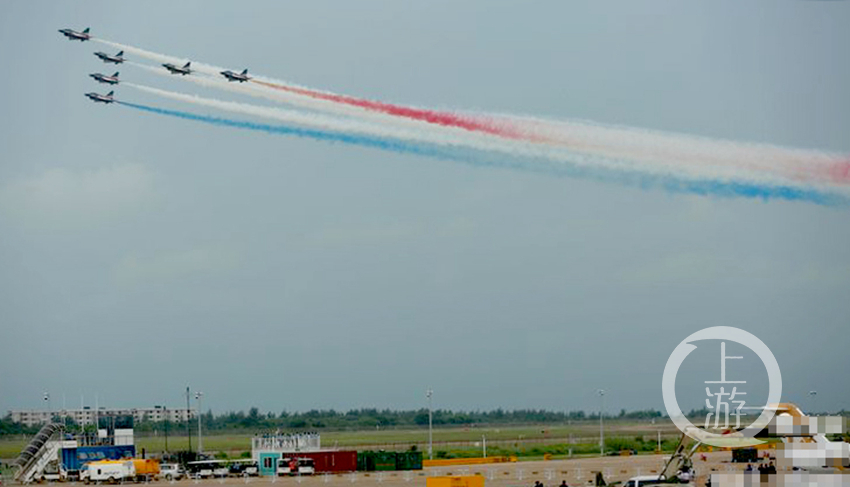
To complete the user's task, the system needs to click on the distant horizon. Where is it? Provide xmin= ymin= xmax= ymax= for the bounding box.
xmin=7 ymin=405 xmax=849 ymax=418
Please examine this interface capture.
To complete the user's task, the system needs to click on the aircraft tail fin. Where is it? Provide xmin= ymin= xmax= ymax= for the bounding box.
xmin=113 ymin=72 xmax=119 ymax=77
xmin=107 ymin=91 xmax=114 ymax=97
xmin=184 ymin=62 xmax=191 ymax=68
xmin=83 ymin=28 xmax=90 ymax=34
xmin=116 ymin=51 xmax=124 ymax=57
xmin=241 ymin=68 xmax=248 ymax=75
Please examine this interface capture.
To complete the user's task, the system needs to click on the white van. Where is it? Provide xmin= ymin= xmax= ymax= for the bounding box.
xmin=623 ymin=475 xmax=671 ymax=486
xmin=81 ymin=461 xmax=135 ymax=484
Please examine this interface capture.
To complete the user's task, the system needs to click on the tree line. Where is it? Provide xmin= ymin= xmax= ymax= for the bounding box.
xmin=128 ymin=408 xmax=667 ymax=433
xmin=7 ymin=407 xmax=847 ymax=436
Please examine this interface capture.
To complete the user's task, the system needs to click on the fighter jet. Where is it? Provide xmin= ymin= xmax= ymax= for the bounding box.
xmin=85 ymin=90 xmax=115 ymax=104
xmin=90 ymin=72 xmax=120 ymax=85
xmin=163 ymin=61 xmax=192 ymax=75
xmin=94 ymin=50 xmax=124 ymax=64
xmin=220 ymin=68 xmax=250 ymax=82
xmin=58 ymin=27 xmax=91 ymax=41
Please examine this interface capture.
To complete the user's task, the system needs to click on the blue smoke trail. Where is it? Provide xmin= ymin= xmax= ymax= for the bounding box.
xmin=117 ymin=101 xmax=845 ymax=206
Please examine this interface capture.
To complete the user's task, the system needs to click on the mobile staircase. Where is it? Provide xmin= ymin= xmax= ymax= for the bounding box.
xmin=13 ymin=422 xmax=64 ymax=483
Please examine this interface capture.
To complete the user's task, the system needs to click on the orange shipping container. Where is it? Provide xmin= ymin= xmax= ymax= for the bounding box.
xmin=426 ymin=476 xmax=485 ymax=487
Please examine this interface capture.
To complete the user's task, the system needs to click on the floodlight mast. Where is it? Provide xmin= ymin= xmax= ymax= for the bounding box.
xmin=195 ymin=392 xmax=204 ymax=454
xmin=426 ymin=389 xmax=433 ymax=460
xmin=597 ymin=389 xmax=605 ymax=456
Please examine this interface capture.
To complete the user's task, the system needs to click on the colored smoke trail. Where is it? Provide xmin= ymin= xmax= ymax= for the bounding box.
xmin=116 ymin=100 xmax=843 ymax=206
xmin=493 ymin=114 xmax=850 ymax=188
xmin=125 ymin=82 xmax=648 ymax=173
xmin=96 ymin=38 xmax=528 ymax=140
xmin=116 ymin=100 xmax=462 ymax=160
xmin=251 ymin=80 xmax=529 ymax=140
xmin=126 ymin=61 xmax=477 ymax=136
xmin=101 ymin=37 xmax=850 ymax=191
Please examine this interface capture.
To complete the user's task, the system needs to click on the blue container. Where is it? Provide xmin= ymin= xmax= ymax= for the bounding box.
xmin=61 ymin=445 xmax=136 ymax=471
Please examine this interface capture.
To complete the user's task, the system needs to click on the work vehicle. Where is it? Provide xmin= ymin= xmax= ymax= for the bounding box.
xmin=80 ymin=460 xmax=135 ymax=484
xmin=187 ymin=460 xmax=229 ymax=479
xmin=228 ymin=460 xmax=259 ymax=477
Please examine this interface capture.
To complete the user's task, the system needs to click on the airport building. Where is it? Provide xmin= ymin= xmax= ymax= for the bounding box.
xmin=251 ymin=433 xmax=359 ymax=475
xmin=8 ymin=406 xmax=195 ymax=427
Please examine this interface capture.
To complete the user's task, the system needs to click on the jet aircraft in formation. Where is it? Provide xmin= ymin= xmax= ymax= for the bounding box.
xmin=85 ymin=91 xmax=115 ymax=104
xmin=90 ymin=72 xmax=120 ymax=85
xmin=163 ymin=62 xmax=193 ymax=75
xmin=94 ymin=50 xmax=124 ymax=64
xmin=221 ymin=68 xmax=250 ymax=82
xmin=63 ymin=28 xmax=251 ymax=105
xmin=59 ymin=27 xmax=91 ymax=41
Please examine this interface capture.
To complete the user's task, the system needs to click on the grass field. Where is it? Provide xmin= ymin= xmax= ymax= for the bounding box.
xmin=0 ymin=420 xmax=681 ymax=460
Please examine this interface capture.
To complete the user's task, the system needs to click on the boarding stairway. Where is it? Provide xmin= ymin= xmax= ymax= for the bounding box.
xmin=13 ymin=422 xmax=64 ymax=483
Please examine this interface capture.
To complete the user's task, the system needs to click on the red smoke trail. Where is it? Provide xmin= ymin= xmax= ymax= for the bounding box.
xmin=252 ymin=79 xmax=532 ymax=141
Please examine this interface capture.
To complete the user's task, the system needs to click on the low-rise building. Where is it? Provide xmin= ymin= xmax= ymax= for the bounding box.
xmin=8 ymin=406 xmax=195 ymax=427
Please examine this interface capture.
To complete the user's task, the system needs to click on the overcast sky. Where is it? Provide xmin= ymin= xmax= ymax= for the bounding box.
xmin=1 ymin=1 xmax=848 ymax=418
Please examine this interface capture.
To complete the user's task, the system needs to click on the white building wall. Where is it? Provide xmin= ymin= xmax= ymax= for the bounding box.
xmin=7 ymin=407 xmax=196 ymax=427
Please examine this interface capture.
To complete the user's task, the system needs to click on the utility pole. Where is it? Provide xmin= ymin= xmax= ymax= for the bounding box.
xmin=597 ymin=389 xmax=605 ymax=456
xmin=426 ymin=389 xmax=433 ymax=461
xmin=482 ymin=435 xmax=486 ymax=458
xmin=164 ymin=405 xmax=169 ymax=453
xmin=195 ymin=392 xmax=204 ymax=454
xmin=186 ymin=387 xmax=192 ymax=453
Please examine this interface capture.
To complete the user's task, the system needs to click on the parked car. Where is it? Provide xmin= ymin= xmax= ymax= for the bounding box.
xmin=158 ymin=464 xmax=186 ymax=481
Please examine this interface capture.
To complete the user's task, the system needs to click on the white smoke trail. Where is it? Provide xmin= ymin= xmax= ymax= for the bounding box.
xmin=95 ymin=38 xmax=521 ymax=134
xmin=485 ymin=113 xmax=849 ymax=188
xmin=125 ymin=61 xmax=464 ymax=136
xmin=121 ymin=82 xmax=583 ymax=163
xmin=124 ymin=82 xmax=450 ymax=144
xmin=125 ymin=82 xmax=828 ymax=192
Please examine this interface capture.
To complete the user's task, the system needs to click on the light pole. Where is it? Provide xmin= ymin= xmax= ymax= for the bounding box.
xmin=426 ymin=389 xmax=433 ymax=461
xmin=195 ymin=392 xmax=204 ymax=454
xmin=43 ymin=392 xmax=50 ymax=424
xmin=808 ymin=391 xmax=817 ymax=416
xmin=186 ymin=387 xmax=192 ymax=453
xmin=597 ymin=389 xmax=605 ymax=456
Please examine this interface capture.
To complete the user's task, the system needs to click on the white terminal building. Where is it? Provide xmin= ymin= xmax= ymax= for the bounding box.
xmin=8 ymin=406 xmax=195 ymax=427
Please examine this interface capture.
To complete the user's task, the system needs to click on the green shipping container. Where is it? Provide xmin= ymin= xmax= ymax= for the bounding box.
xmin=357 ymin=451 xmax=375 ymax=472
xmin=374 ymin=451 xmax=397 ymax=471
xmin=395 ymin=451 xmax=423 ymax=470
